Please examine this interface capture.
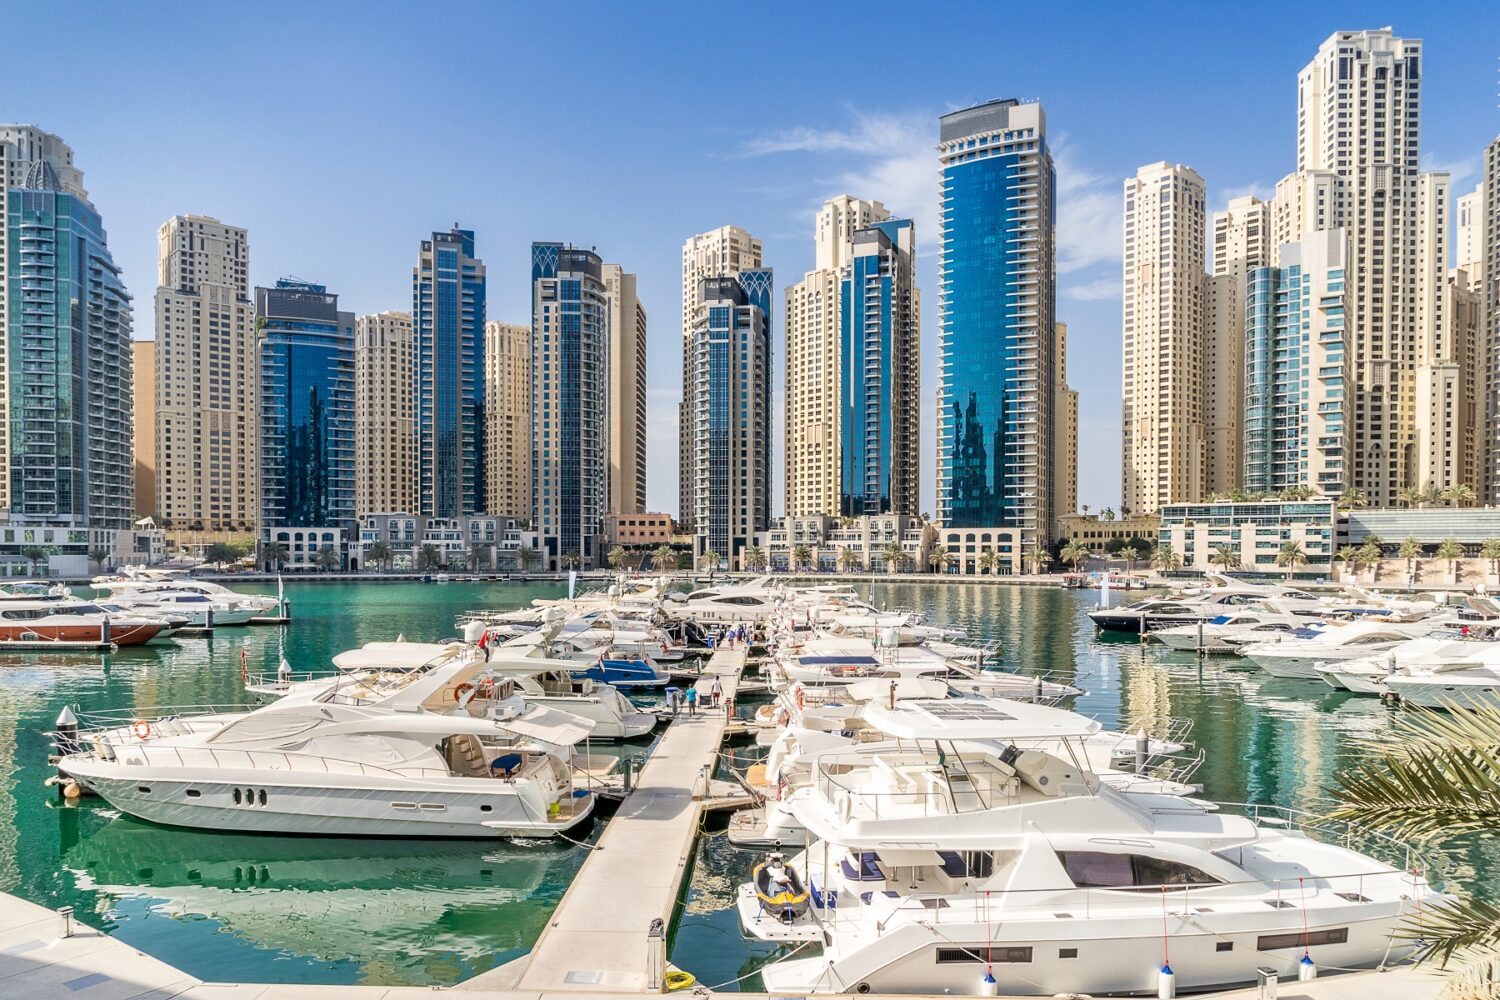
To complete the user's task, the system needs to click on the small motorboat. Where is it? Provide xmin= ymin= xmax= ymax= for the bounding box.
xmin=752 ymin=852 xmax=811 ymax=921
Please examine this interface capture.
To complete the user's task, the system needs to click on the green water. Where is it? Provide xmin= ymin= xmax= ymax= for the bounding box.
xmin=0 ymin=581 xmax=1493 ymax=989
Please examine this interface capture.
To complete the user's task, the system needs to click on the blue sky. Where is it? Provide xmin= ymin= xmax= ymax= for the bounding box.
xmin=9 ymin=2 xmax=1499 ymax=517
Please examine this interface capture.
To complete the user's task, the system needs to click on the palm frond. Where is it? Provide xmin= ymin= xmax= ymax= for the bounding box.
xmin=1325 ymin=742 xmax=1500 ymax=840
xmin=1437 ymin=952 xmax=1500 ymax=999
xmin=1370 ymin=705 xmax=1500 ymax=762
xmin=1398 ymin=890 xmax=1500 ymax=971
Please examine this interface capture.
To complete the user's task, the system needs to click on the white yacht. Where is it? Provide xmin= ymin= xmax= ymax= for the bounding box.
xmin=738 ymin=701 xmax=1437 ymax=996
xmin=1150 ymin=611 xmax=1317 ymax=652
xmin=92 ymin=568 xmax=281 ymax=613
xmin=661 ymin=581 xmax=783 ymax=624
xmin=1241 ymin=620 xmax=1439 ymax=679
xmin=102 ymin=589 xmax=261 ymax=627
xmin=56 ymin=646 xmax=598 ymax=838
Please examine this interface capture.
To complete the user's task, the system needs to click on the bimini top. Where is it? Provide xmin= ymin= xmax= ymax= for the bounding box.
xmin=797 ymin=655 xmax=880 ymax=667
xmin=861 ymin=698 xmax=1101 ymax=742
xmin=332 ymin=641 xmax=470 ymax=673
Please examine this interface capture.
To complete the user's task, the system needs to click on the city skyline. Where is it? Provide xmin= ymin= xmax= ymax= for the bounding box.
xmin=6 ymin=5 xmax=1499 ymax=516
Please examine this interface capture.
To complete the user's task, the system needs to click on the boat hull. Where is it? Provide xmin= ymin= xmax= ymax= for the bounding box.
xmin=0 ymin=622 xmax=165 ymax=647
xmin=58 ymin=763 xmax=593 ymax=838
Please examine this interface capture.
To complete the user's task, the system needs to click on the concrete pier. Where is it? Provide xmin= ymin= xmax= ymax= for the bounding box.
xmin=462 ymin=644 xmax=750 ymax=993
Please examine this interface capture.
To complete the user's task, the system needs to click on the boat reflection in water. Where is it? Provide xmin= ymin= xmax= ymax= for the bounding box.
xmin=60 ymin=814 xmax=571 ymax=981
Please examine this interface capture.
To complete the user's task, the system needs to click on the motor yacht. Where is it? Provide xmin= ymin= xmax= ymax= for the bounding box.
xmin=55 ymin=644 xmax=598 ymax=838
xmin=0 ymin=599 xmax=170 ymax=646
xmin=738 ymin=700 xmax=1438 ymax=996
xmin=103 ymin=589 xmax=260 ymax=627
xmin=92 ymin=568 xmax=282 ymax=613
xmin=660 ymin=581 xmax=783 ymax=624
xmin=1240 ymin=620 xmax=1441 ymax=679
xmin=1150 ymin=611 xmax=1318 ymax=652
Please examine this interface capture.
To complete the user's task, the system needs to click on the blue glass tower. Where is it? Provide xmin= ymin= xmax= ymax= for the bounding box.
xmin=5 ymin=179 xmax=133 ymax=530
xmin=414 ymin=228 xmax=486 ymax=519
xmin=937 ymin=99 xmax=1055 ymax=549
xmin=530 ymin=243 xmax=609 ymax=569
xmin=1242 ymin=230 xmax=1349 ymax=495
xmin=257 ymin=279 xmax=355 ymax=535
xmin=839 ymin=219 xmax=918 ymax=516
xmin=690 ymin=269 xmax=772 ymax=566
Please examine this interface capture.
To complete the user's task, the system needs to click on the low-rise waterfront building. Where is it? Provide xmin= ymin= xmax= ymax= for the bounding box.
xmin=1158 ymin=500 xmax=1337 ymax=575
xmin=350 ymin=512 xmax=531 ymax=572
xmin=604 ymin=512 xmax=674 ymax=548
xmin=755 ymin=514 xmax=927 ymax=573
xmin=1057 ymin=513 xmax=1160 ymax=554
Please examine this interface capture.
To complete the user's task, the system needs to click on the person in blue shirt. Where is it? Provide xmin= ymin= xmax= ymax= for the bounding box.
xmin=684 ymin=686 xmax=699 ymax=715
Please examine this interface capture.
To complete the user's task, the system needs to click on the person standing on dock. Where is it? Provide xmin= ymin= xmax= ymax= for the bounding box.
xmin=710 ymin=676 xmax=722 ymax=709
xmin=685 ymin=685 xmax=699 ymax=715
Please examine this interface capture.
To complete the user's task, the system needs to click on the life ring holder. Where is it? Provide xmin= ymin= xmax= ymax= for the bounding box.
xmin=835 ymin=788 xmax=852 ymax=824
xmin=454 ymin=682 xmax=477 ymax=703
xmin=132 ymin=720 xmax=152 ymax=740
xmin=475 ymin=678 xmax=497 ymax=699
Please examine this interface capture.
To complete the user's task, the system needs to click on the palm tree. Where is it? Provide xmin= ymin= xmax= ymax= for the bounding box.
xmin=87 ymin=548 xmax=110 ymax=572
xmin=560 ymin=550 xmax=582 ymax=571
xmin=468 ymin=542 xmax=493 ymax=573
xmin=1480 ymin=539 xmax=1500 ymax=579
xmin=837 ymin=548 xmax=861 ymax=574
xmin=1334 ymin=544 xmax=1360 ymax=582
xmin=204 ymin=541 xmax=238 ymax=570
xmin=314 ymin=546 xmax=341 ymax=572
xmin=882 ymin=541 xmax=906 ymax=574
xmin=790 ymin=544 xmax=813 ymax=573
xmin=1326 ymin=705 xmax=1500 ymax=992
xmin=364 ymin=540 xmax=391 ymax=572
xmin=1060 ymin=541 xmax=1090 ymax=572
xmin=416 ymin=544 xmax=443 ymax=572
xmin=1150 ymin=546 xmax=1181 ymax=575
xmin=1275 ymin=540 xmax=1306 ymax=580
xmin=1437 ymin=538 xmax=1464 ymax=580
xmin=517 ymin=546 xmax=542 ymax=572
xmin=1337 ymin=487 xmax=1369 ymax=510
xmin=977 ymin=551 xmax=998 ymax=576
xmin=743 ymin=545 xmax=768 ymax=572
xmin=262 ymin=541 xmax=290 ymax=573
xmin=1358 ymin=540 xmax=1384 ymax=582
xmin=698 ymin=549 xmax=721 ymax=573
xmin=1398 ymin=537 xmax=1423 ymax=582
xmin=1397 ymin=486 xmax=1423 ymax=509
xmin=926 ymin=543 xmax=952 ymax=574
xmin=21 ymin=546 xmax=46 ymax=576
xmin=1443 ymin=483 xmax=1477 ymax=508
xmin=651 ymin=544 xmax=677 ymax=572
xmin=607 ymin=545 xmax=630 ymax=571
xmin=1025 ymin=548 xmax=1050 ymax=575
xmin=1209 ymin=544 xmax=1241 ymax=572
xmin=1420 ymin=482 xmax=1445 ymax=508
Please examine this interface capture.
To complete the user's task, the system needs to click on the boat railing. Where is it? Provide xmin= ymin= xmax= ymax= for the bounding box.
xmin=814 ymin=759 xmax=1011 ymax=818
xmin=65 ymin=704 xmax=254 ymax=733
xmin=99 ymin=740 xmax=448 ymax=780
xmin=865 ymin=864 xmax=1430 ymax=937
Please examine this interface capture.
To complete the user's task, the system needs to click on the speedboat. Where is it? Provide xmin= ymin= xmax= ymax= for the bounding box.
xmin=55 ymin=645 xmax=598 ymax=838
xmin=738 ymin=706 xmax=1439 ymax=996
xmin=0 ymin=599 xmax=170 ymax=646
xmin=1240 ymin=620 xmax=1439 ymax=679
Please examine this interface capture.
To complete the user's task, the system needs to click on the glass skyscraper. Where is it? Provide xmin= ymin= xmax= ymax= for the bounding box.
xmin=414 ymin=228 xmax=486 ymax=519
xmin=937 ymin=99 xmax=1056 ymax=552
xmin=690 ymin=269 xmax=772 ymax=565
xmin=1243 ymin=229 xmax=1350 ymax=495
xmin=530 ymin=243 xmax=608 ymax=569
xmin=839 ymin=219 xmax=918 ymax=516
xmin=4 ymin=178 xmax=133 ymax=529
xmin=257 ymin=279 xmax=355 ymax=534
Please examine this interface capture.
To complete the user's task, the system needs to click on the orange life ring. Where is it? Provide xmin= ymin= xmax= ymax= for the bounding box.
xmin=776 ymin=708 xmax=790 ymax=727
xmin=795 ymin=687 xmax=805 ymax=711
xmin=454 ymin=682 xmax=477 ymax=702
xmin=132 ymin=720 xmax=152 ymax=740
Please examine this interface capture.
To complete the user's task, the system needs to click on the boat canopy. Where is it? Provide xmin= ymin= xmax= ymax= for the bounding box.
xmin=332 ymin=641 xmax=465 ymax=672
xmin=861 ymin=698 xmax=1101 ymax=742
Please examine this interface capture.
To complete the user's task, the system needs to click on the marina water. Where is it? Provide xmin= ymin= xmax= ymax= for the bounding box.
xmin=1 ymin=580 xmax=1495 ymax=989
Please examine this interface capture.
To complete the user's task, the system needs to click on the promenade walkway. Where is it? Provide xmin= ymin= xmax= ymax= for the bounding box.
xmin=462 ymin=644 xmax=750 ymax=993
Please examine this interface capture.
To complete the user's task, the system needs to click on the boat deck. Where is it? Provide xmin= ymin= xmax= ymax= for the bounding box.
xmin=463 ymin=644 xmax=749 ymax=993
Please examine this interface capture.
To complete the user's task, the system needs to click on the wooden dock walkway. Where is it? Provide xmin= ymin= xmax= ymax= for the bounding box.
xmin=462 ymin=644 xmax=751 ymax=994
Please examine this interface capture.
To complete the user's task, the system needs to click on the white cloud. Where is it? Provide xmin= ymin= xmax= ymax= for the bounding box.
xmin=1051 ymin=133 xmax=1121 ymax=278
xmin=740 ymin=110 xmax=937 ymax=248
xmin=1062 ymin=274 xmax=1122 ymax=302
xmin=1421 ymin=151 xmax=1480 ymax=187
xmin=1213 ymin=181 xmax=1274 ymax=212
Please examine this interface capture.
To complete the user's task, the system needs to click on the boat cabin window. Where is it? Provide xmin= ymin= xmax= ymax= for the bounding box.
xmin=717 ymin=595 xmax=765 ymax=606
xmin=935 ymin=946 xmax=1032 ymax=964
xmin=937 ymin=851 xmax=994 ymax=879
xmin=1147 ymin=604 xmax=1193 ymax=615
xmin=1058 ymin=851 xmax=1221 ymax=889
xmin=1349 ymin=634 xmax=1400 ymax=645
xmin=1258 ymin=928 xmax=1347 ymax=951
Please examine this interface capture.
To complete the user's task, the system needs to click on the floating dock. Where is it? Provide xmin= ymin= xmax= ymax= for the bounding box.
xmin=0 ymin=640 xmax=116 ymax=652
xmin=463 ymin=644 xmax=750 ymax=994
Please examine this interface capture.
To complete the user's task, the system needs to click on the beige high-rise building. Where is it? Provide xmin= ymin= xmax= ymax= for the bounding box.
xmin=785 ymin=196 xmax=890 ymax=519
xmin=1052 ymin=323 xmax=1078 ymax=535
xmin=154 ymin=215 xmax=258 ymax=531
xmin=354 ymin=311 xmax=414 ymax=516
xmin=1457 ymin=182 xmax=1484 ymax=277
xmin=133 ymin=340 xmax=156 ymax=517
xmin=1416 ymin=269 xmax=1482 ymax=495
xmin=1481 ymin=137 xmax=1500 ymax=499
xmin=1122 ymin=161 xmax=1207 ymax=516
xmin=680 ymin=226 xmax=761 ymax=529
xmin=1205 ymin=196 xmax=1270 ymax=495
xmin=483 ymin=321 xmax=531 ymax=522
xmin=602 ymin=265 xmax=647 ymax=516
xmin=0 ymin=126 xmax=88 ymax=513
xmin=1294 ymin=28 xmax=1446 ymax=506
xmin=1269 ymin=170 xmax=1346 ymax=264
